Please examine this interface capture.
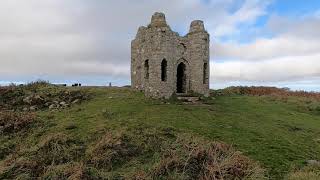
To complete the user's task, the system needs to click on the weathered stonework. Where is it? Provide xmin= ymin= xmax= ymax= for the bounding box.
xmin=131 ymin=12 xmax=210 ymax=99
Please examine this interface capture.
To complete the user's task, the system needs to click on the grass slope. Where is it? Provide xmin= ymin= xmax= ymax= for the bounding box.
xmin=1 ymin=87 xmax=320 ymax=179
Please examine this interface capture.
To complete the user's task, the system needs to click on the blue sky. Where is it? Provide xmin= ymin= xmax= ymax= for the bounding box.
xmin=270 ymin=0 xmax=320 ymax=16
xmin=0 ymin=0 xmax=319 ymax=91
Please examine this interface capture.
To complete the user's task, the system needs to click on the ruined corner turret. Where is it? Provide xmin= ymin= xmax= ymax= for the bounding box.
xmin=189 ymin=20 xmax=206 ymax=33
xmin=131 ymin=12 xmax=210 ymax=99
xmin=149 ymin=12 xmax=168 ymax=28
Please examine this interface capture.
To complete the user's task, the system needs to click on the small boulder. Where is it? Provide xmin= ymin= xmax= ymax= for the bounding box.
xmin=49 ymin=104 xmax=56 ymax=110
xmin=34 ymin=95 xmax=43 ymax=100
xmin=72 ymin=99 xmax=80 ymax=104
xmin=29 ymin=106 xmax=37 ymax=111
xmin=59 ymin=102 xmax=69 ymax=108
xmin=30 ymin=95 xmax=45 ymax=105
xmin=60 ymin=101 xmax=67 ymax=106
xmin=23 ymin=96 xmax=32 ymax=104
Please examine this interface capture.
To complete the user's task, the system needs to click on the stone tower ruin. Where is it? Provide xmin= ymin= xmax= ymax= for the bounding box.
xmin=131 ymin=12 xmax=210 ymax=99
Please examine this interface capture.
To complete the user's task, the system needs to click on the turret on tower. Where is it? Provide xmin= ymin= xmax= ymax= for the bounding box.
xmin=150 ymin=12 xmax=168 ymax=28
xmin=189 ymin=20 xmax=206 ymax=33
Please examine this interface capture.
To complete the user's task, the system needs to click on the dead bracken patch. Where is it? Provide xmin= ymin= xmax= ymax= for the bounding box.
xmin=286 ymin=164 xmax=320 ymax=180
xmin=152 ymin=137 xmax=265 ymax=180
xmin=87 ymin=130 xmax=265 ymax=179
xmin=213 ymin=86 xmax=320 ymax=101
xmin=0 ymin=111 xmax=36 ymax=134
xmin=0 ymin=127 xmax=266 ymax=179
xmin=130 ymin=170 xmax=149 ymax=180
xmin=42 ymin=162 xmax=102 ymax=180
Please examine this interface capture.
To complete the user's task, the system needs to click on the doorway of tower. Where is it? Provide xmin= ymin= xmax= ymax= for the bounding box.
xmin=176 ymin=62 xmax=187 ymax=93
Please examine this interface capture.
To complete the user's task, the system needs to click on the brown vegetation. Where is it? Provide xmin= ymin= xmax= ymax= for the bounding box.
xmin=152 ymin=137 xmax=265 ymax=180
xmin=0 ymin=133 xmax=85 ymax=179
xmin=0 ymin=111 xmax=36 ymax=134
xmin=86 ymin=132 xmax=141 ymax=170
xmin=286 ymin=164 xmax=320 ymax=180
xmin=0 ymin=128 xmax=265 ymax=179
xmin=213 ymin=86 xmax=320 ymax=100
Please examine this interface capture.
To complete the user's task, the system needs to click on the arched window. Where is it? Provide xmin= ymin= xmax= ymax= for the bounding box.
xmin=161 ymin=59 xmax=167 ymax=81
xmin=203 ymin=63 xmax=208 ymax=84
xmin=144 ymin=60 xmax=149 ymax=79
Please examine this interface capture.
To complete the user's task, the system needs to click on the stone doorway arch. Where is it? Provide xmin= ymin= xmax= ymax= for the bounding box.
xmin=177 ymin=62 xmax=187 ymax=93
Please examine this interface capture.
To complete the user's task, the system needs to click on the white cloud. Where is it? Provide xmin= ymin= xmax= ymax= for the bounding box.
xmin=214 ymin=0 xmax=271 ymax=36
xmin=214 ymin=12 xmax=320 ymax=60
xmin=0 ymin=0 xmax=269 ymax=79
xmin=210 ymin=10 xmax=320 ymax=90
xmin=212 ymin=54 xmax=320 ymax=83
xmin=0 ymin=0 xmax=318 ymax=91
xmin=214 ymin=36 xmax=320 ymax=60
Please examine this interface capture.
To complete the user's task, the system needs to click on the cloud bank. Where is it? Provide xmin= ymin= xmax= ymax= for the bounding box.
xmin=213 ymin=11 xmax=320 ymax=89
xmin=0 ymin=0 xmax=319 ymax=90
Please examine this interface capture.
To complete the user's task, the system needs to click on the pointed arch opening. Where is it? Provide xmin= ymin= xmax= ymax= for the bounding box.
xmin=177 ymin=62 xmax=186 ymax=93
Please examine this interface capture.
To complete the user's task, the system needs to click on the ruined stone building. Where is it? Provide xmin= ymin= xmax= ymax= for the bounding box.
xmin=131 ymin=12 xmax=210 ymax=98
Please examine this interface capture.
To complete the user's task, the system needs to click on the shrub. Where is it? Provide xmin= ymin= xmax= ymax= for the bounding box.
xmin=24 ymin=80 xmax=51 ymax=92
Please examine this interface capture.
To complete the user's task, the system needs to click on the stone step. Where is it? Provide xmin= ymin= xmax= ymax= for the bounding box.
xmin=177 ymin=96 xmax=200 ymax=102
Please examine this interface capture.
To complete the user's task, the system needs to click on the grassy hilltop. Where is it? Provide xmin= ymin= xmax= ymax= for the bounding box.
xmin=0 ymin=83 xmax=320 ymax=179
